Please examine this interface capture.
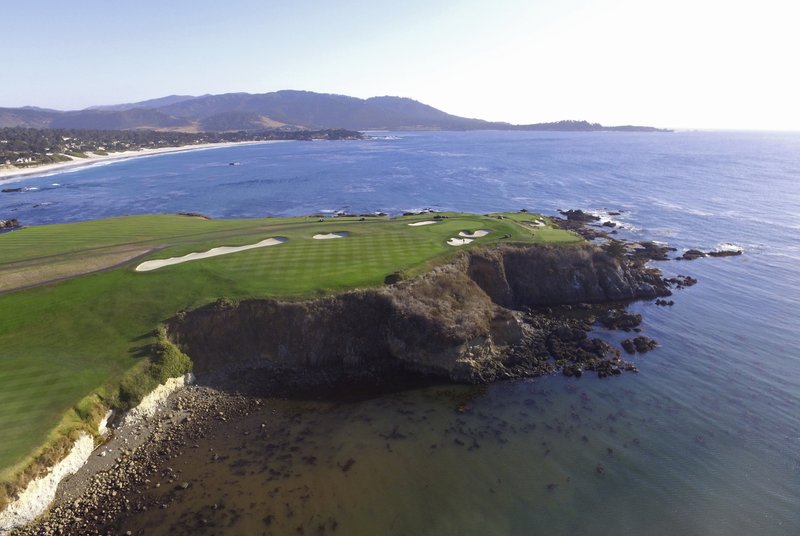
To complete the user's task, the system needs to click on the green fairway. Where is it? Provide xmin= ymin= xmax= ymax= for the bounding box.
xmin=0 ymin=212 xmax=579 ymax=494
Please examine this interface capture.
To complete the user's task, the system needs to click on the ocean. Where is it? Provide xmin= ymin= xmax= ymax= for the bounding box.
xmin=2 ymin=131 xmax=799 ymax=534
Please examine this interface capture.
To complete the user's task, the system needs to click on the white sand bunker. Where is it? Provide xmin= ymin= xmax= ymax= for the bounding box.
xmin=135 ymin=237 xmax=287 ymax=272
xmin=312 ymin=232 xmax=348 ymax=240
xmin=525 ymin=219 xmax=546 ymax=227
xmin=458 ymin=229 xmax=491 ymax=238
xmin=447 ymin=237 xmax=474 ymax=246
xmin=408 ymin=220 xmax=438 ymax=226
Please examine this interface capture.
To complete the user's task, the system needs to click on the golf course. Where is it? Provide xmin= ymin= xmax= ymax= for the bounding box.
xmin=0 ymin=211 xmax=580 ymax=505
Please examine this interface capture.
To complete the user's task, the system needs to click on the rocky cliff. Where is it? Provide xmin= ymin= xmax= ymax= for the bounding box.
xmin=167 ymin=245 xmax=671 ymax=383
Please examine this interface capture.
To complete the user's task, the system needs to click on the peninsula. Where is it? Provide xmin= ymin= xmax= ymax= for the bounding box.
xmin=0 ymin=210 xmax=685 ymax=532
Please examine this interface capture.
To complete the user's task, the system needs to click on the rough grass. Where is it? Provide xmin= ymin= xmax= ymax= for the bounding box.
xmin=0 ymin=211 xmax=579 ymax=501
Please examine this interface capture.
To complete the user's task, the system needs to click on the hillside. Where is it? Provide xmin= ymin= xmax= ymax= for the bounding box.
xmin=0 ymin=91 xmax=670 ymax=132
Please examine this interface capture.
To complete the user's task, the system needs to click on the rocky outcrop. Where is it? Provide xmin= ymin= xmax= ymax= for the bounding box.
xmin=678 ymin=248 xmax=742 ymax=260
xmin=470 ymin=246 xmax=670 ymax=307
xmin=558 ymin=209 xmax=599 ymax=222
xmin=0 ymin=219 xmax=20 ymax=230
xmin=168 ymin=245 xmax=672 ymax=384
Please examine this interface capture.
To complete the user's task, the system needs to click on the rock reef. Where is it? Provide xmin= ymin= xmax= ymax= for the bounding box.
xmin=0 ymin=218 xmax=20 ymax=230
xmin=168 ymin=245 xmax=672 ymax=384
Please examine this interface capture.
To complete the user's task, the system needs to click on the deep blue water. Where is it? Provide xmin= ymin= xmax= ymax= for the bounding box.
xmin=2 ymin=131 xmax=799 ymax=534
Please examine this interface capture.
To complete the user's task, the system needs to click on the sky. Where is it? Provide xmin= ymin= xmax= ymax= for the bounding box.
xmin=3 ymin=0 xmax=799 ymax=130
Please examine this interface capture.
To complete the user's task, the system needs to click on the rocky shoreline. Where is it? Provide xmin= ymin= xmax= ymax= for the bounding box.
xmin=11 ymin=384 xmax=254 ymax=536
xmin=167 ymin=243 xmax=675 ymax=385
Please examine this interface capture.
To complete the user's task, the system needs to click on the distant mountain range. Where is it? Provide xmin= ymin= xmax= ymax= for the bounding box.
xmin=0 ymin=90 xmax=670 ymax=133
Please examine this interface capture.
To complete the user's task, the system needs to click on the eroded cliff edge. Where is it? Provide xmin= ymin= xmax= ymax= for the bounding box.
xmin=168 ymin=245 xmax=672 ymax=384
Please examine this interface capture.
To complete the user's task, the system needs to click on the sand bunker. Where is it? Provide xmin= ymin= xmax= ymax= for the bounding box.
xmin=447 ymin=237 xmax=474 ymax=246
xmin=458 ymin=229 xmax=491 ymax=238
xmin=312 ymin=232 xmax=348 ymax=240
xmin=135 ymin=237 xmax=287 ymax=272
xmin=408 ymin=221 xmax=438 ymax=226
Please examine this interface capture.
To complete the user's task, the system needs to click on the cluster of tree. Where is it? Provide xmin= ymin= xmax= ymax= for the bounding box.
xmin=0 ymin=127 xmax=362 ymax=166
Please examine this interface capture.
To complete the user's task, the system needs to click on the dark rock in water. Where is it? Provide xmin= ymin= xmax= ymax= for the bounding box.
xmin=679 ymin=247 xmax=741 ymax=260
xmin=607 ymin=211 xmax=621 ymax=216
xmin=655 ymin=299 xmax=674 ymax=306
xmin=2 ymin=187 xmax=23 ymax=193
xmin=629 ymin=241 xmax=676 ymax=262
xmin=667 ymin=275 xmax=698 ymax=289
xmin=602 ymin=221 xmax=617 ymax=228
xmin=339 ymin=459 xmax=356 ymax=472
xmin=633 ymin=336 xmax=658 ymax=353
xmin=708 ymin=249 xmax=742 ymax=257
xmin=598 ymin=310 xmax=642 ymax=331
xmin=596 ymin=463 xmax=606 ymax=475
xmin=621 ymin=339 xmax=637 ymax=354
xmin=559 ymin=209 xmax=600 ymax=222
xmin=680 ymin=249 xmax=707 ymax=260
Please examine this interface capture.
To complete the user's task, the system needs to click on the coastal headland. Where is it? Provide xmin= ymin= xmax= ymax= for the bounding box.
xmin=0 ymin=209 xmax=702 ymax=532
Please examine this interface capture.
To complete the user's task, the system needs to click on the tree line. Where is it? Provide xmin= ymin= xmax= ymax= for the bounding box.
xmin=0 ymin=127 xmax=362 ymax=166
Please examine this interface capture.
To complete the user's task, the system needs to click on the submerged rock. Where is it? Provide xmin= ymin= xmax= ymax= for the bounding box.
xmin=598 ymin=310 xmax=642 ymax=331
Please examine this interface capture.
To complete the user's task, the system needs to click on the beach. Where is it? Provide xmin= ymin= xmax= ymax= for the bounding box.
xmin=0 ymin=140 xmax=283 ymax=183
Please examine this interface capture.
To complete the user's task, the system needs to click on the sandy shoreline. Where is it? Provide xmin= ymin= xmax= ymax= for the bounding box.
xmin=0 ymin=140 xmax=284 ymax=183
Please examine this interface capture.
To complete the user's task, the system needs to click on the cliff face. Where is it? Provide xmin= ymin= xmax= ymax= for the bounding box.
xmin=168 ymin=245 xmax=670 ymax=383
xmin=469 ymin=246 xmax=668 ymax=308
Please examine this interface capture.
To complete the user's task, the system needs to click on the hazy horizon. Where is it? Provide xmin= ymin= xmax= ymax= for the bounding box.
xmin=3 ymin=0 xmax=799 ymax=131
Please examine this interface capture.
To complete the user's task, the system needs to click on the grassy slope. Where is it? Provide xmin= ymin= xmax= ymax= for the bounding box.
xmin=0 ymin=212 xmax=579 ymax=482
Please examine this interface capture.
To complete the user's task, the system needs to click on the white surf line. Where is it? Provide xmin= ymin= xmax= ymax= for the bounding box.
xmin=447 ymin=237 xmax=474 ymax=246
xmin=135 ymin=237 xmax=287 ymax=272
xmin=458 ymin=229 xmax=491 ymax=238
xmin=407 ymin=221 xmax=438 ymax=226
xmin=312 ymin=232 xmax=348 ymax=240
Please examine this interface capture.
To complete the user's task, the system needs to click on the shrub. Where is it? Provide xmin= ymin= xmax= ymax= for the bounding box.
xmin=152 ymin=339 xmax=193 ymax=383
xmin=118 ymin=370 xmax=159 ymax=409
